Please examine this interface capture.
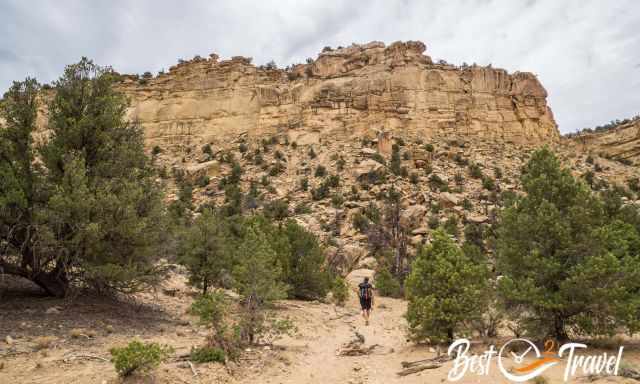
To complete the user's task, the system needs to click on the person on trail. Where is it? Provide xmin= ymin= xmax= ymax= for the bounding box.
xmin=358 ymin=277 xmax=374 ymax=325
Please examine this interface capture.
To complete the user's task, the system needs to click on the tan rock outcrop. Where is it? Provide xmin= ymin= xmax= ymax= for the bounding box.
xmin=565 ymin=119 xmax=640 ymax=164
xmin=114 ymin=41 xmax=559 ymax=151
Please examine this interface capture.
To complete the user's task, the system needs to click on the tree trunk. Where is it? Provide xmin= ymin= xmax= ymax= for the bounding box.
xmin=553 ymin=315 xmax=568 ymax=342
xmin=32 ymin=269 xmax=69 ymax=298
xmin=1 ymin=260 xmax=69 ymax=298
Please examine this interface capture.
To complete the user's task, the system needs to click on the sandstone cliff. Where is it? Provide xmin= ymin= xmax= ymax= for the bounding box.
xmin=565 ymin=118 xmax=640 ymax=164
xmin=117 ymin=41 xmax=559 ymax=151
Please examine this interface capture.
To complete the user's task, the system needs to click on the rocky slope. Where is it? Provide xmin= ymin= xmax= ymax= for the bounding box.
xmin=564 ymin=118 xmax=640 ymax=164
xmin=117 ymin=41 xmax=559 ymax=153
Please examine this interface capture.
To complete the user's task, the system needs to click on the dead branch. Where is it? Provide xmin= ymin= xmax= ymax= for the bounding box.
xmin=397 ymin=363 xmax=442 ymax=376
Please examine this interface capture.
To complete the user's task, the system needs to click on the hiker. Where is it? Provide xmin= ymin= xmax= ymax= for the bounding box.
xmin=358 ymin=277 xmax=374 ymax=325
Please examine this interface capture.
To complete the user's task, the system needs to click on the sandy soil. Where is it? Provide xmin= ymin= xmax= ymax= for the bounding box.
xmin=1 ymin=272 xmax=639 ymax=384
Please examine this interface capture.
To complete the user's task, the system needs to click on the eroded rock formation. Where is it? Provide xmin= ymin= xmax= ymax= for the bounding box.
xmin=117 ymin=41 xmax=559 ymax=150
xmin=565 ymin=119 xmax=640 ymax=163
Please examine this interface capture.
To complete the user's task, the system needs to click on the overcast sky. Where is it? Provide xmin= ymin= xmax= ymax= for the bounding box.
xmin=1 ymin=0 xmax=638 ymax=133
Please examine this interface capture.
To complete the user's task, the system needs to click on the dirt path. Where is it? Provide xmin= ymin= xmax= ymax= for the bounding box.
xmin=238 ymin=292 xmax=431 ymax=384
xmin=2 ymin=273 xmax=639 ymax=384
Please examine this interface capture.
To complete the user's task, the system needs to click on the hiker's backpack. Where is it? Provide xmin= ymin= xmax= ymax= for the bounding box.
xmin=359 ymin=283 xmax=372 ymax=300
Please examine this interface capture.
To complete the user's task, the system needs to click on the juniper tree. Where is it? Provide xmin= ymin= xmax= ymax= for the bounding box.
xmin=1 ymin=59 xmax=166 ymax=297
xmin=496 ymin=147 xmax=640 ymax=339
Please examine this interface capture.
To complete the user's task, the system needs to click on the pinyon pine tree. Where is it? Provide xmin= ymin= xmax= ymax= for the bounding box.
xmin=405 ymin=229 xmax=488 ymax=343
xmin=497 ymin=147 xmax=640 ymax=339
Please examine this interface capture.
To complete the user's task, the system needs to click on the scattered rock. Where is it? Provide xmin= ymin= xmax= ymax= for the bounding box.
xmin=45 ymin=306 xmax=61 ymax=315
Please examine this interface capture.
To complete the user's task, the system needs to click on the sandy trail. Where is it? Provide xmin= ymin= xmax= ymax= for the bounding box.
xmin=2 ymin=274 xmax=638 ymax=384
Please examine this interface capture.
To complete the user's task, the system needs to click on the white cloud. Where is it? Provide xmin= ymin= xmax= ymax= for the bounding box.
xmin=1 ymin=0 xmax=638 ymax=133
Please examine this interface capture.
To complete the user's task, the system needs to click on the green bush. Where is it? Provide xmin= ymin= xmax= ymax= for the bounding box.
xmin=190 ymin=291 xmax=228 ymax=325
xmin=263 ymin=199 xmax=289 ymax=220
xmin=352 ymin=212 xmax=370 ymax=233
xmin=110 ymin=341 xmax=173 ymax=377
xmin=469 ymin=163 xmax=483 ymax=179
xmin=190 ymin=346 xmax=225 ymax=363
xmin=375 ymin=267 xmax=402 ymax=297
xmin=202 ymin=144 xmax=213 ymax=156
xmin=315 ymin=165 xmax=327 ymax=178
xmin=331 ymin=276 xmax=349 ymax=306
xmin=424 ymin=143 xmax=434 ymax=152
xmin=482 ymin=176 xmax=495 ymax=191
xmin=371 ymin=153 xmax=386 ymax=165
xmin=405 ymin=229 xmax=488 ymax=343
xmin=300 ymin=177 xmax=309 ymax=191
xmin=195 ymin=175 xmax=210 ymax=187
xmin=269 ymin=161 xmax=285 ymax=176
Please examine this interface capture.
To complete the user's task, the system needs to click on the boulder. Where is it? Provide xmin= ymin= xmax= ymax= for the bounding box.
xmin=467 ymin=214 xmax=489 ymax=224
xmin=439 ymin=192 xmax=460 ymax=207
xmin=400 ymin=205 xmax=427 ymax=228
xmin=357 ymin=256 xmax=378 ymax=270
xmin=352 ymin=159 xmax=384 ymax=179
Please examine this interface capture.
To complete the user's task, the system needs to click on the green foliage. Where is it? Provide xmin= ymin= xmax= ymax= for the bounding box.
xmin=152 ymin=145 xmax=162 ymax=155
xmin=195 ymin=174 xmax=210 ymax=187
xmin=482 ymin=176 xmax=496 ymax=191
xmin=190 ymin=290 xmax=228 ymax=325
xmin=497 ymin=147 xmax=640 ymax=339
xmin=428 ymin=174 xmax=447 ymax=191
xmin=331 ymin=193 xmax=344 ymax=208
xmin=627 ymin=177 xmax=640 ymax=193
xmin=294 ymin=202 xmax=311 ymax=214
xmin=279 ymin=220 xmax=331 ymax=300
xmin=269 ymin=161 xmax=286 ymax=176
xmin=190 ymin=346 xmax=225 ymax=363
xmin=352 ymin=212 xmax=371 ymax=233
xmin=405 ymin=229 xmax=489 ymax=343
xmin=1 ymin=60 xmax=166 ymax=297
xmin=263 ymin=199 xmax=289 ymax=221
xmin=178 ymin=210 xmax=234 ymax=293
xmin=314 ymin=165 xmax=327 ymax=178
xmin=110 ymin=341 xmax=173 ymax=377
xmin=300 ymin=177 xmax=309 ymax=191
xmin=390 ymin=145 xmax=402 ymax=175
xmin=424 ymin=143 xmax=434 ymax=152
xmin=443 ymin=215 xmax=459 ymax=237
xmin=464 ymin=223 xmax=484 ymax=251
xmin=469 ymin=163 xmax=483 ymax=179
xmin=428 ymin=215 xmax=440 ymax=229
xmin=331 ymin=276 xmax=349 ymax=306
xmin=202 ymin=144 xmax=213 ymax=156
xmin=371 ymin=152 xmax=386 ymax=165
xmin=375 ymin=267 xmax=402 ymax=297
xmin=410 ymin=172 xmax=419 ymax=184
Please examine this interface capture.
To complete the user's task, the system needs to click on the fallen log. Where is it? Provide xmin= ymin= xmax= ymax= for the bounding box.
xmin=397 ymin=363 xmax=442 ymax=376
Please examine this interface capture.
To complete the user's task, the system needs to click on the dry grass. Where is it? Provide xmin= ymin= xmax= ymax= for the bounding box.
xmin=33 ymin=336 xmax=56 ymax=350
xmin=529 ymin=375 xmax=549 ymax=384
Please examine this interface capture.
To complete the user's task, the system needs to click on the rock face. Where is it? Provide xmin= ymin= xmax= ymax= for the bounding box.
xmin=117 ymin=41 xmax=559 ymax=150
xmin=565 ymin=119 xmax=640 ymax=164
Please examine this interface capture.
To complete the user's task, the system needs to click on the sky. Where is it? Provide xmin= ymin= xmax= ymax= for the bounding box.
xmin=0 ymin=0 xmax=638 ymax=133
